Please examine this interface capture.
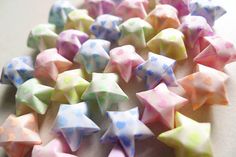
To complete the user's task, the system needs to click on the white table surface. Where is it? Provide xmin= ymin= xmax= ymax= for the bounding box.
xmin=0 ymin=0 xmax=236 ymax=157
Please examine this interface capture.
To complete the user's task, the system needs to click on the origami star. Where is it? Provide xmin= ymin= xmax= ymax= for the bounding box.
xmin=136 ymin=83 xmax=187 ymax=128
xmin=73 ymin=39 xmax=111 ymax=74
xmin=1 ymin=56 xmax=34 ymax=87
xmin=90 ymin=14 xmax=122 ymax=42
xmin=56 ymin=30 xmax=89 ymax=61
xmin=118 ymin=18 xmax=154 ymax=49
xmin=51 ymin=69 xmax=89 ymax=104
xmin=32 ymin=137 xmax=77 ymax=157
xmin=158 ymin=112 xmax=213 ymax=157
xmin=190 ymin=0 xmax=226 ymax=26
xmin=65 ymin=9 xmax=94 ymax=34
xmin=35 ymin=48 xmax=73 ymax=82
xmin=145 ymin=4 xmax=180 ymax=34
xmin=147 ymin=28 xmax=187 ymax=60
xmin=135 ymin=53 xmax=177 ymax=89
xmin=15 ymin=78 xmax=54 ymax=115
xmin=104 ymin=45 xmax=144 ymax=82
xmin=52 ymin=103 xmax=100 ymax=151
xmin=81 ymin=73 xmax=128 ymax=113
xmin=48 ymin=0 xmax=75 ymax=32
xmin=108 ymin=144 xmax=127 ymax=157
xmin=27 ymin=24 xmax=58 ymax=51
xmin=160 ymin=0 xmax=190 ymax=17
xmin=194 ymin=35 xmax=236 ymax=70
xmin=0 ymin=113 xmax=41 ymax=157
xmin=178 ymin=64 xmax=229 ymax=110
xmin=100 ymin=107 xmax=154 ymax=157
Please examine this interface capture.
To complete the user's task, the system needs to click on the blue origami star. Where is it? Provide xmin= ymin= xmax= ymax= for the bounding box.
xmin=100 ymin=107 xmax=153 ymax=157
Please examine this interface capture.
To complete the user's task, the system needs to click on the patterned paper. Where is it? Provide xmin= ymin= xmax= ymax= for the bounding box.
xmin=160 ymin=0 xmax=190 ymax=17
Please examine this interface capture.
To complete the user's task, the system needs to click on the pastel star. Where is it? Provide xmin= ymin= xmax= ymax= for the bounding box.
xmin=178 ymin=64 xmax=229 ymax=110
xmin=1 ymin=56 xmax=34 ymax=87
xmin=190 ymin=0 xmax=226 ymax=26
xmin=104 ymin=45 xmax=145 ymax=82
xmin=135 ymin=52 xmax=177 ymax=89
xmin=194 ymin=35 xmax=236 ymax=70
xmin=100 ymin=107 xmax=154 ymax=157
xmin=158 ymin=112 xmax=213 ymax=157
xmin=52 ymin=103 xmax=100 ymax=151
xmin=0 ymin=113 xmax=41 ymax=157
xmin=136 ymin=83 xmax=188 ymax=128
xmin=15 ymin=78 xmax=54 ymax=115
xmin=51 ymin=69 xmax=90 ymax=104
xmin=81 ymin=73 xmax=128 ymax=113
xmin=35 ymin=48 xmax=73 ymax=82
xmin=160 ymin=0 xmax=190 ymax=17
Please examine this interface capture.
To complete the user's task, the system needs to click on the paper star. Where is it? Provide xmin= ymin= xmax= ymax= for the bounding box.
xmin=135 ymin=52 xmax=177 ymax=89
xmin=190 ymin=0 xmax=226 ymax=26
xmin=32 ymin=137 xmax=76 ymax=157
xmin=160 ymin=0 xmax=190 ymax=17
xmin=27 ymin=24 xmax=58 ymax=51
xmin=48 ymin=0 xmax=75 ymax=32
xmin=136 ymin=83 xmax=187 ymax=128
xmin=108 ymin=144 xmax=127 ymax=157
xmin=158 ymin=112 xmax=213 ymax=157
xmin=1 ymin=56 xmax=34 ymax=87
xmin=15 ymin=78 xmax=54 ymax=115
xmin=194 ymin=35 xmax=236 ymax=70
xmin=51 ymin=69 xmax=89 ymax=104
xmin=81 ymin=73 xmax=128 ymax=113
xmin=147 ymin=28 xmax=187 ymax=60
xmin=52 ymin=103 xmax=100 ymax=151
xmin=178 ymin=64 xmax=229 ymax=110
xmin=100 ymin=107 xmax=154 ymax=157
xmin=105 ymin=45 xmax=144 ymax=82
xmin=145 ymin=4 xmax=180 ymax=34
xmin=0 ymin=113 xmax=41 ymax=157
xmin=118 ymin=18 xmax=154 ymax=49
xmin=56 ymin=30 xmax=89 ymax=61
xmin=74 ymin=39 xmax=111 ymax=74
xmin=65 ymin=9 xmax=94 ymax=34
xmin=35 ymin=48 xmax=73 ymax=82
xmin=90 ymin=14 xmax=123 ymax=42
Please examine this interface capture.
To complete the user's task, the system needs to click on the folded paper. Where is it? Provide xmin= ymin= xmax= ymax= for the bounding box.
xmin=136 ymin=83 xmax=187 ymax=128
xmin=73 ymin=39 xmax=111 ymax=73
xmin=101 ymin=107 xmax=154 ymax=157
xmin=136 ymin=52 xmax=177 ymax=89
xmin=81 ymin=73 xmax=128 ymax=113
xmin=15 ymin=78 xmax=54 ymax=115
xmin=160 ymin=0 xmax=190 ymax=17
xmin=53 ymin=103 xmax=100 ymax=151
xmin=105 ymin=45 xmax=144 ymax=82
xmin=119 ymin=18 xmax=154 ymax=49
xmin=147 ymin=28 xmax=187 ymax=60
xmin=1 ymin=56 xmax=34 ymax=87
xmin=158 ymin=112 xmax=213 ymax=157
xmin=178 ymin=64 xmax=229 ymax=110
xmin=27 ymin=24 xmax=58 ymax=51
xmin=90 ymin=14 xmax=122 ymax=42
xmin=35 ymin=48 xmax=73 ymax=82
xmin=51 ymin=69 xmax=89 ymax=104
xmin=108 ymin=144 xmax=127 ymax=157
xmin=0 ymin=113 xmax=41 ymax=157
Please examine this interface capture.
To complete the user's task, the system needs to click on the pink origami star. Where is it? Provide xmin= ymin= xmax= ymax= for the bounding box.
xmin=108 ymin=144 xmax=127 ymax=157
xmin=136 ymin=83 xmax=187 ymax=128
xmin=104 ymin=45 xmax=144 ymax=82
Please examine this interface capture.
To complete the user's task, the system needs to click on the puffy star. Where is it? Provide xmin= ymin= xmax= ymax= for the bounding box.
xmin=15 ymin=78 xmax=54 ymax=115
xmin=160 ymin=0 xmax=190 ymax=17
xmin=1 ymin=56 xmax=34 ymax=87
xmin=0 ymin=113 xmax=41 ymax=157
xmin=135 ymin=52 xmax=177 ymax=89
xmin=158 ymin=112 xmax=213 ymax=157
xmin=105 ymin=45 xmax=144 ymax=82
xmin=52 ymin=103 xmax=100 ymax=151
xmin=136 ymin=83 xmax=187 ymax=128
xmin=101 ymin=107 xmax=153 ymax=157
xmin=81 ymin=73 xmax=128 ymax=113
xmin=51 ymin=69 xmax=90 ymax=104
xmin=178 ymin=64 xmax=229 ymax=110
